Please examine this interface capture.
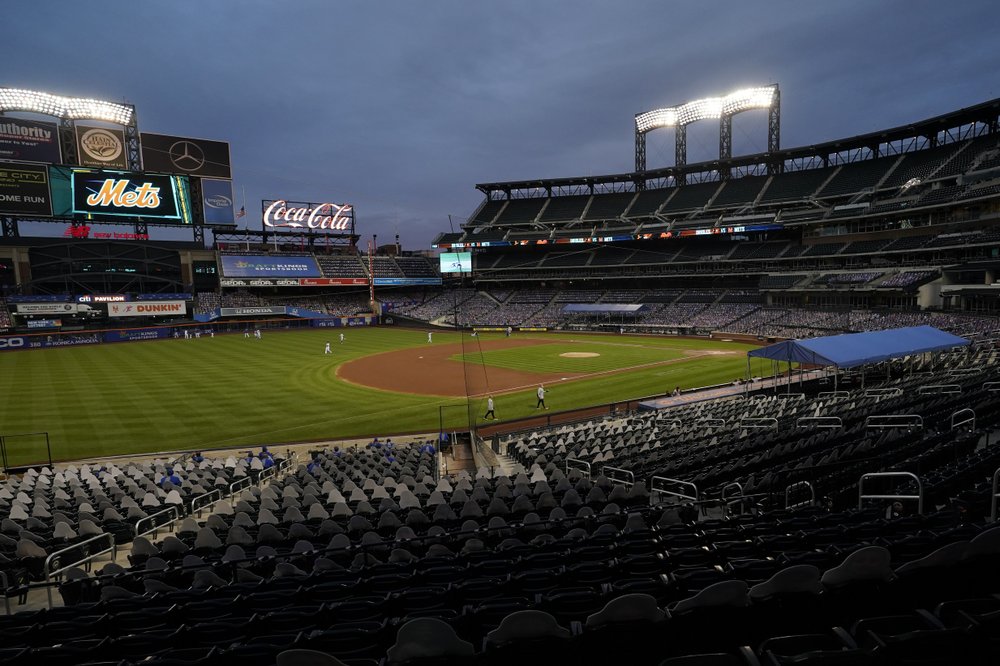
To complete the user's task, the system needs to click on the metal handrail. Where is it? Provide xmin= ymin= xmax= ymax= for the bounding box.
xmin=257 ymin=466 xmax=277 ymax=484
xmin=565 ymin=459 xmax=592 ymax=479
xmin=721 ymin=482 xmax=744 ymax=503
xmin=190 ymin=489 xmax=223 ymax=516
xmin=602 ymin=466 xmax=634 ymax=487
xmin=818 ymin=390 xmax=851 ymax=400
xmin=228 ymin=476 xmax=253 ymax=504
xmin=858 ymin=471 xmax=923 ymax=515
xmin=865 ymin=388 xmax=903 ymax=397
xmin=916 ymin=384 xmax=962 ymax=395
xmin=740 ymin=417 xmax=778 ymax=429
xmin=951 ymin=408 xmax=976 ymax=431
xmin=656 ymin=418 xmax=682 ymax=429
xmin=785 ymin=481 xmax=816 ymax=509
xmin=985 ymin=381 xmax=1000 ymax=392
xmin=650 ymin=476 xmax=698 ymax=503
xmin=43 ymin=532 xmax=116 ymax=608
xmin=947 ymin=368 xmax=980 ymax=376
xmin=696 ymin=418 xmax=727 ymax=428
xmin=991 ymin=467 xmax=1000 ymax=523
xmin=0 ymin=571 xmax=9 ymax=615
xmin=796 ymin=416 xmax=843 ymax=429
xmin=134 ymin=505 xmax=180 ymax=540
xmin=865 ymin=414 xmax=923 ymax=430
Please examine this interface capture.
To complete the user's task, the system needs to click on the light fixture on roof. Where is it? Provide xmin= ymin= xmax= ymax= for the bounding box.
xmin=635 ymin=86 xmax=777 ymax=133
xmin=0 ymin=88 xmax=134 ymax=124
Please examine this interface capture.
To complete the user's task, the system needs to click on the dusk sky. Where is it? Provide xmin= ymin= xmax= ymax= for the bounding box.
xmin=2 ymin=0 xmax=998 ymax=248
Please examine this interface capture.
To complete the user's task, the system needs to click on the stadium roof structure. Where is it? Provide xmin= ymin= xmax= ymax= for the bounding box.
xmin=475 ymin=96 xmax=1000 ymax=196
xmin=748 ymin=325 xmax=969 ymax=369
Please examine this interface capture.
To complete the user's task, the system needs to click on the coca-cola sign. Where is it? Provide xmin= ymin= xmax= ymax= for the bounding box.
xmin=262 ymin=199 xmax=354 ymax=232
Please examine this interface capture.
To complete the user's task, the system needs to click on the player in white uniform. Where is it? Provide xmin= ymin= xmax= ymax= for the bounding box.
xmin=324 ymin=341 xmax=331 ymax=354
xmin=427 ymin=331 xmax=433 ymax=343
xmin=255 ymin=329 xmax=262 ymax=340
xmin=339 ymin=333 xmax=345 ymax=344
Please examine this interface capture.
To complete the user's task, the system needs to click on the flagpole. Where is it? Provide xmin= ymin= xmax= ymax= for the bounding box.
xmin=242 ymin=186 xmax=249 ymax=251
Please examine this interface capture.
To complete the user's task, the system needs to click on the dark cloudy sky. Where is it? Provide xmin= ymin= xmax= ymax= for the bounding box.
xmin=2 ymin=0 xmax=997 ymax=247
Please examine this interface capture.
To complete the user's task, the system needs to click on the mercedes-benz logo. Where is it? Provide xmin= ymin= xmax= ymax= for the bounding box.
xmin=168 ymin=140 xmax=205 ymax=172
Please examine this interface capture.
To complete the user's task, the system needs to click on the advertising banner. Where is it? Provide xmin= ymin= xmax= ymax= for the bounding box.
xmin=311 ymin=316 xmax=374 ymax=328
xmin=108 ymin=301 xmax=187 ymax=318
xmin=201 ymin=178 xmax=236 ymax=225
xmin=0 ymin=162 xmax=52 ymax=216
xmin=262 ymin=199 xmax=354 ymax=232
xmin=72 ymin=170 xmax=186 ymax=220
xmin=104 ymin=327 xmax=173 ymax=342
xmin=298 ymin=277 xmax=368 ymax=286
xmin=220 ymin=306 xmax=287 ymax=317
xmin=0 ymin=118 xmax=61 ymax=163
xmin=0 ymin=333 xmax=101 ymax=352
xmin=16 ymin=303 xmax=80 ymax=315
xmin=26 ymin=319 xmax=63 ymax=329
xmin=140 ymin=133 xmax=232 ymax=178
xmin=372 ymin=277 xmax=443 ymax=286
xmin=75 ymin=124 xmax=128 ymax=169
xmin=219 ymin=255 xmax=322 ymax=278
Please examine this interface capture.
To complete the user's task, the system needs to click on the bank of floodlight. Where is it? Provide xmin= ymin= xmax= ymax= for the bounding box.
xmin=634 ymin=84 xmax=780 ymax=176
xmin=635 ymin=85 xmax=777 ymax=134
xmin=0 ymin=88 xmax=134 ymax=125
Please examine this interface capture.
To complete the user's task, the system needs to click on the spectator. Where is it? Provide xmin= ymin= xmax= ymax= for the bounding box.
xmin=159 ymin=468 xmax=181 ymax=487
xmin=192 ymin=451 xmax=204 ymax=464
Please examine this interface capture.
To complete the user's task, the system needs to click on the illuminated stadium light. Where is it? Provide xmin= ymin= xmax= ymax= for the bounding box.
xmin=635 ymin=85 xmax=777 ymax=133
xmin=0 ymin=88 xmax=134 ymax=125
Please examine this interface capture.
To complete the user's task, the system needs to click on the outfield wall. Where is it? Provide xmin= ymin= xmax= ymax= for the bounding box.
xmin=0 ymin=315 xmax=376 ymax=352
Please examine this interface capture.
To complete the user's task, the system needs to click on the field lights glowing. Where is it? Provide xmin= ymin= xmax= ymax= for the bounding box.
xmin=635 ymin=86 xmax=776 ymax=133
xmin=0 ymin=88 xmax=134 ymax=125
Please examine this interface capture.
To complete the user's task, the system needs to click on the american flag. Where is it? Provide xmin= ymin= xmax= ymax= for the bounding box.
xmin=235 ymin=205 xmax=246 ymax=218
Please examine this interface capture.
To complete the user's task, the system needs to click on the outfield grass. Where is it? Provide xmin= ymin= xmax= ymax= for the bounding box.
xmin=0 ymin=328 xmax=760 ymax=465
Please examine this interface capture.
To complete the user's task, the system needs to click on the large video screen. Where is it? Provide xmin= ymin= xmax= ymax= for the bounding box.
xmin=439 ymin=252 xmax=472 ymax=273
xmin=219 ymin=255 xmax=322 ymax=278
xmin=71 ymin=169 xmax=190 ymax=221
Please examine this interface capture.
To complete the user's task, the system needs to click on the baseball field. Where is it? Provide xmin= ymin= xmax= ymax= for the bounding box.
xmin=0 ymin=327 xmax=763 ymax=465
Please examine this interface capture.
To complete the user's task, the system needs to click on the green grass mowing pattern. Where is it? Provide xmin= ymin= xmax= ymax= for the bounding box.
xmin=0 ymin=328 xmax=761 ymax=464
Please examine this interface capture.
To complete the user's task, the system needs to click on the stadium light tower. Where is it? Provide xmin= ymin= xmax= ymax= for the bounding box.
xmin=634 ymin=84 xmax=780 ymax=180
xmin=0 ymin=87 xmax=140 ymax=171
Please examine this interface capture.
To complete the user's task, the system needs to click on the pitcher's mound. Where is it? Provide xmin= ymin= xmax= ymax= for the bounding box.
xmin=560 ymin=352 xmax=600 ymax=358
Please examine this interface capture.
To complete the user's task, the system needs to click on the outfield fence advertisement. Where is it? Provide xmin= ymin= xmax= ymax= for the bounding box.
xmin=104 ymin=327 xmax=173 ymax=342
xmin=0 ymin=333 xmax=101 ymax=351
xmin=108 ymin=301 xmax=187 ymax=318
xmin=311 ymin=316 xmax=374 ymax=328
xmin=219 ymin=255 xmax=322 ymax=278
xmin=220 ymin=306 xmax=287 ymax=317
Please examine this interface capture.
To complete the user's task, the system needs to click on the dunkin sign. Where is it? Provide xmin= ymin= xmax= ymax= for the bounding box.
xmin=108 ymin=301 xmax=187 ymax=318
xmin=262 ymin=199 xmax=353 ymax=232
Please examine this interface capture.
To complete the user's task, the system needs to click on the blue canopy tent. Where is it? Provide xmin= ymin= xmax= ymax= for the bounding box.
xmin=747 ymin=325 xmax=970 ymax=391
